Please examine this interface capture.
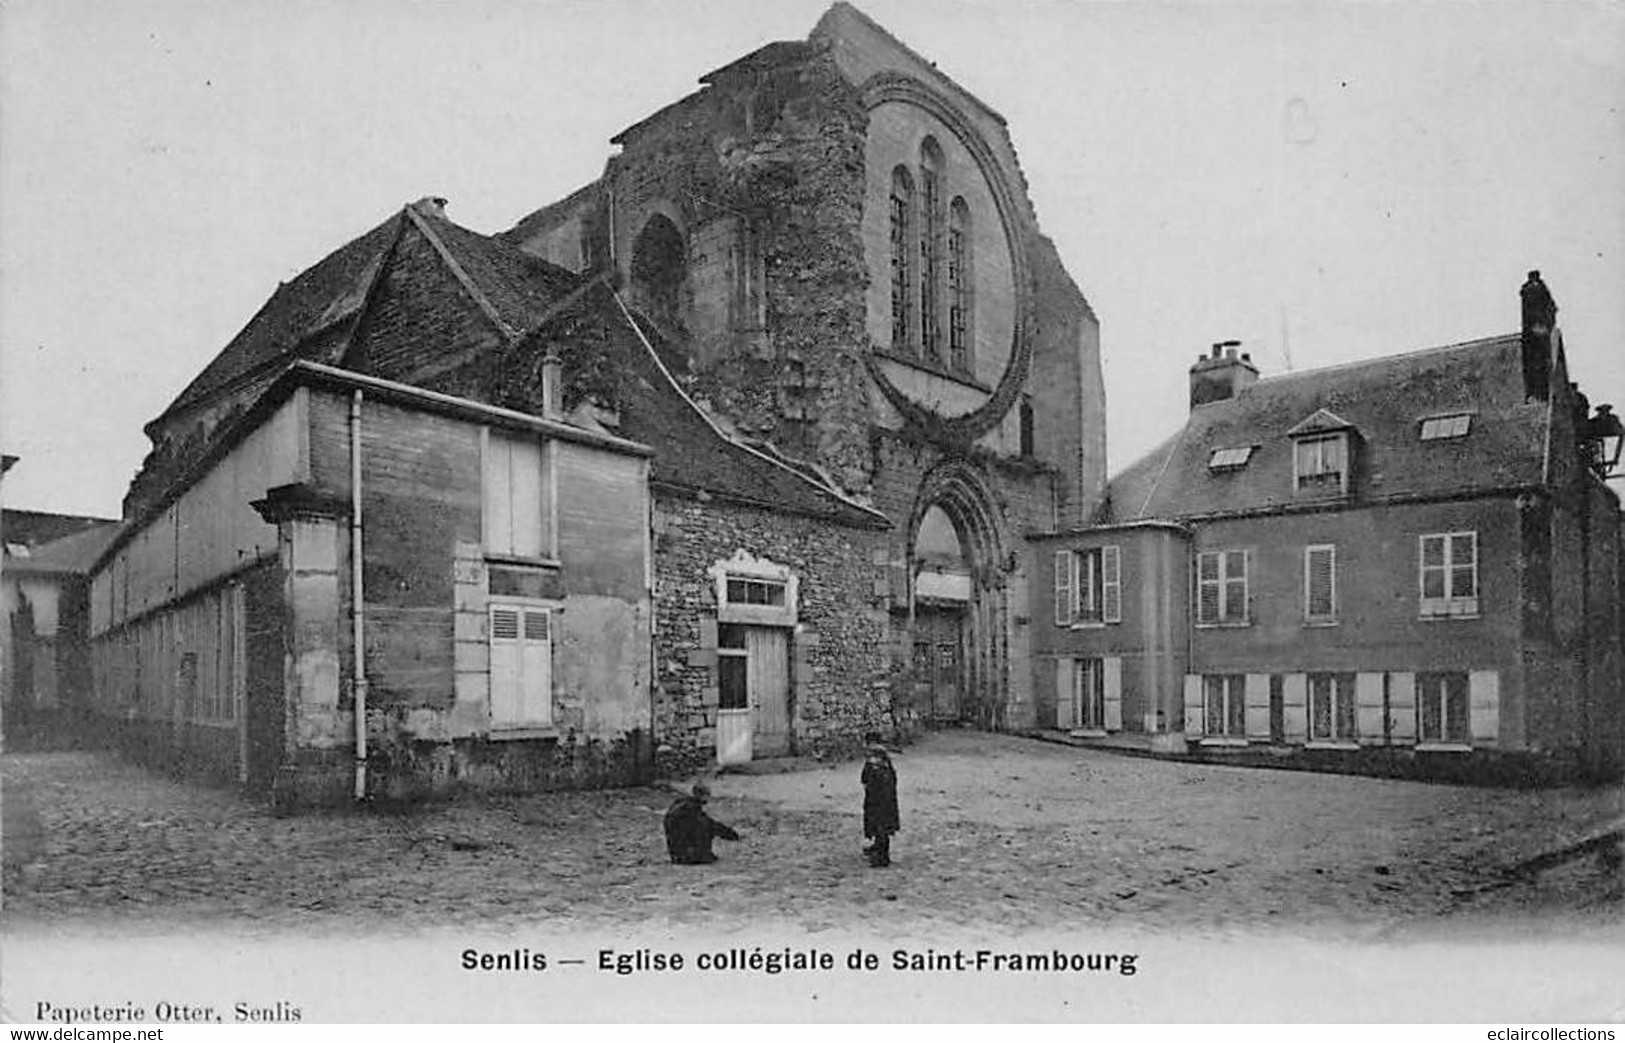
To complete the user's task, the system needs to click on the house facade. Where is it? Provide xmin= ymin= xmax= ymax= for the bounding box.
xmin=89 ymin=366 xmax=655 ymax=805
xmin=1034 ymin=275 xmax=1625 ymax=779
xmin=2 ymin=508 xmax=120 ymax=747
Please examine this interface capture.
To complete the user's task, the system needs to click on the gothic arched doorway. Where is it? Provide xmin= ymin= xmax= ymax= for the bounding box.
xmin=908 ymin=462 xmax=1010 ymax=730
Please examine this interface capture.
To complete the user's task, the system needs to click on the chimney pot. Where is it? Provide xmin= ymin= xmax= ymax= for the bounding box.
xmin=1189 ymin=338 xmax=1260 ymax=409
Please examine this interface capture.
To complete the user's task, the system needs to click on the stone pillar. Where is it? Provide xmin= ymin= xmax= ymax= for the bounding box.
xmin=251 ymin=484 xmax=349 ymax=808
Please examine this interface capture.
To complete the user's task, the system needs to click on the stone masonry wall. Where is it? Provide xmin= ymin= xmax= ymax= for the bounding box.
xmin=605 ymin=45 xmax=878 ymax=494
xmin=652 ymin=491 xmax=893 ymax=772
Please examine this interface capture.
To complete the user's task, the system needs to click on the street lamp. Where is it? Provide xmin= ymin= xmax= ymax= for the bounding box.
xmin=1583 ymin=403 xmax=1624 ymax=479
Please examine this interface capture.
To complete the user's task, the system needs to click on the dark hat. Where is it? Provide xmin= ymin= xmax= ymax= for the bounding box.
xmin=691 ymin=780 xmax=711 ymax=800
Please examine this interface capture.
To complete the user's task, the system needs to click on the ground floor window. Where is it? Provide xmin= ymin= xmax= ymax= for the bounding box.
xmin=1308 ymin=672 xmax=1356 ymax=742
xmin=1074 ymin=658 xmax=1106 ymax=730
xmin=489 ymin=601 xmax=554 ymax=727
xmin=1204 ymin=674 xmax=1246 ymax=738
xmin=1417 ymin=671 xmax=1469 ymax=744
xmin=718 ymin=624 xmax=749 ymax=710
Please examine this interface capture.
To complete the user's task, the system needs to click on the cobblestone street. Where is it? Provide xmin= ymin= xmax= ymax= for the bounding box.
xmin=3 ymin=732 xmax=1621 ymax=939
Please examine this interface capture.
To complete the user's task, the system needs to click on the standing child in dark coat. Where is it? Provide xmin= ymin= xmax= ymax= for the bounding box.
xmin=860 ymin=737 xmax=899 ymax=867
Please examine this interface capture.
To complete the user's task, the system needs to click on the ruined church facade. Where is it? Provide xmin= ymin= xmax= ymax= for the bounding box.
xmin=507 ymin=4 xmax=1106 ymax=736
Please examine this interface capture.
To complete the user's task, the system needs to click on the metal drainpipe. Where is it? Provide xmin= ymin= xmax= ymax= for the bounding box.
xmin=350 ymin=390 xmax=369 ymax=801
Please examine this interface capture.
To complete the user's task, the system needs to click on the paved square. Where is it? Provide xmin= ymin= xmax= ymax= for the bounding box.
xmin=3 ymin=732 xmax=1619 ymax=937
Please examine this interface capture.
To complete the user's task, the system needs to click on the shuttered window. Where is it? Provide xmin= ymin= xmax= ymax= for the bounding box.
xmin=483 ymin=432 xmax=548 ymax=560
xmin=1417 ymin=672 xmax=1469 ymax=744
xmin=1197 ymin=549 xmax=1249 ymax=625
xmin=1203 ymin=675 xmax=1246 ymax=737
xmin=1308 ymin=672 xmax=1357 ymax=741
xmin=1304 ymin=544 xmax=1336 ymax=622
xmin=1294 ymin=434 xmax=1347 ymax=492
xmin=1075 ymin=658 xmax=1106 ymax=730
xmin=1060 ymin=546 xmax=1122 ymax=626
xmin=1101 ymin=546 xmax=1121 ymax=624
xmin=489 ymin=602 xmax=553 ymax=728
xmin=1054 ymin=550 xmax=1075 ymax=626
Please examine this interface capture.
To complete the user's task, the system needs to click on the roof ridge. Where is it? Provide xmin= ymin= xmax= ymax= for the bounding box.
xmin=334 ymin=213 xmax=410 ymax=369
xmin=1255 ymin=332 xmax=1518 ymax=387
xmin=404 ymin=205 xmax=522 ymax=341
xmin=609 ymin=289 xmax=889 ymax=525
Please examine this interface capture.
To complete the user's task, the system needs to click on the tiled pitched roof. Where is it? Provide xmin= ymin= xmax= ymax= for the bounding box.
xmin=1104 ymin=334 xmax=1548 ymax=523
xmin=157 ymin=214 xmax=404 ymax=424
xmin=155 ymin=201 xmax=577 ymax=426
xmin=6 ymin=521 xmax=123 ymax=575
xmin=0 ymin=509 xmax=119 ymax=549
xmin=430 ymin=280 xmax=888 ymax=530
xmin=411 ymin=208 xmax=578 ymax=333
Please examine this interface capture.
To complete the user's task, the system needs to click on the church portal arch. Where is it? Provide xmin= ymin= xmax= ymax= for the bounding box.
xmin=905 ymin=460 xmax=1014 ymax=729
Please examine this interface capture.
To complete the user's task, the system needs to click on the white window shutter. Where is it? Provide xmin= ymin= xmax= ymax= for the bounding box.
xmin=1355 ymin=672 xmax=1385 ymax=745
xmin=1468 ymin=670 xmax=1499 ymax=746
xmin=1244 ymin=673 xmax=1270 ymax=739
xmin=509 ymin=439 xmax=544 ymax=559
xmin=489 ymin=606 xmax=521 ymax=725
xmin=1282 ymin=673 xmax=1308 ymax=742
xmin=1054 ymin=550 xmax=1074 ymax=626
xmin=1182 ymin=674 xmax=1203 ymax=737
xmin=1388 ymin=672 xmax=1417 ymax=743
xmin=1054 ymin=657 xmax=1074 ymax=729
xmin=520 ymin=608 xmax=553 ymax=726
xmin=484 ymin=434 xmax=513 ymax=554
xmin=1102 ymin=546 xmax=1122 ymax=623
xmin=1103 ymin=657 xmax=1122 ymax=731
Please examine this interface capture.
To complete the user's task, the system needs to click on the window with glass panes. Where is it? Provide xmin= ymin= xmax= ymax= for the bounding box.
xmin=717 ymin=624 xmax=749 ymax=711
xmin=1308 ymin=672 xmax=1356 ymax=742
xmin=889 ymin=167 xmax=913 ymax=351
xmin=918 ymin=163 xmax=942 ymax=362
xmin=1294 ymin=434 xmax=1347 ymax=492
xmin=1204 ymin=674 xmax=1246 ymax=738
xmin=947 ymin=198 xmax=971 ymax=374
xmin=1417 ymin=672 xmax=1469 ymax=743
xmin=1196 ymin=549 xmax=1248 ymax=625
xmin=1419 ymin=532 xmax=1478 ymax=616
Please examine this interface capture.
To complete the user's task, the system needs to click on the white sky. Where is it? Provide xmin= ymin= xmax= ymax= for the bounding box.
xmin=2 ymin=0 xmax=1621 ymax=519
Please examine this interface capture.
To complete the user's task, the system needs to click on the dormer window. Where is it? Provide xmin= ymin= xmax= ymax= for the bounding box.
xmin=1294 ymin=434 xmax=1347 ymax=492
xmin=1287 ymin=408 xmax=1355 ymax=496
xmin=1419 ymin=413 xmax=1472 ymax=440
xmin=1208 ymin=446 xmax=1254 ymax=471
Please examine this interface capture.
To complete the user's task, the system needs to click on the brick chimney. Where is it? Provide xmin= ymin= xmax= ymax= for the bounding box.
xmin=1520 ymin=270 xmax=1556 ymax=400
xmin=1189 ymin=340 xmax=1259 ymax=408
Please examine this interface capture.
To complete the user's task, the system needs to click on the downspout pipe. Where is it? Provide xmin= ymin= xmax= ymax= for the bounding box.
xmin=350 ymin=390 xmax=369 ymax=801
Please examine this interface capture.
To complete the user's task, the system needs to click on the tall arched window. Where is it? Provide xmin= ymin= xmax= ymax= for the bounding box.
xmin=889 ymin=166 xmax=914 ymax=351
xmin=948 ymin=196 xmax=973 ymax=375
xmin=918 ymin=138 xmax=945 ymax=362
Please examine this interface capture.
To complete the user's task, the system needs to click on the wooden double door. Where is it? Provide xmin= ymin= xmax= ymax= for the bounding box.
xmin=913 ymin=607 xmax=966 ymax=723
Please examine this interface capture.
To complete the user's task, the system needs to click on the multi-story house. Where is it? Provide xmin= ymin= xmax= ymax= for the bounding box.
xmin=1033 ymin=273 xmax=1624 ymax=778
